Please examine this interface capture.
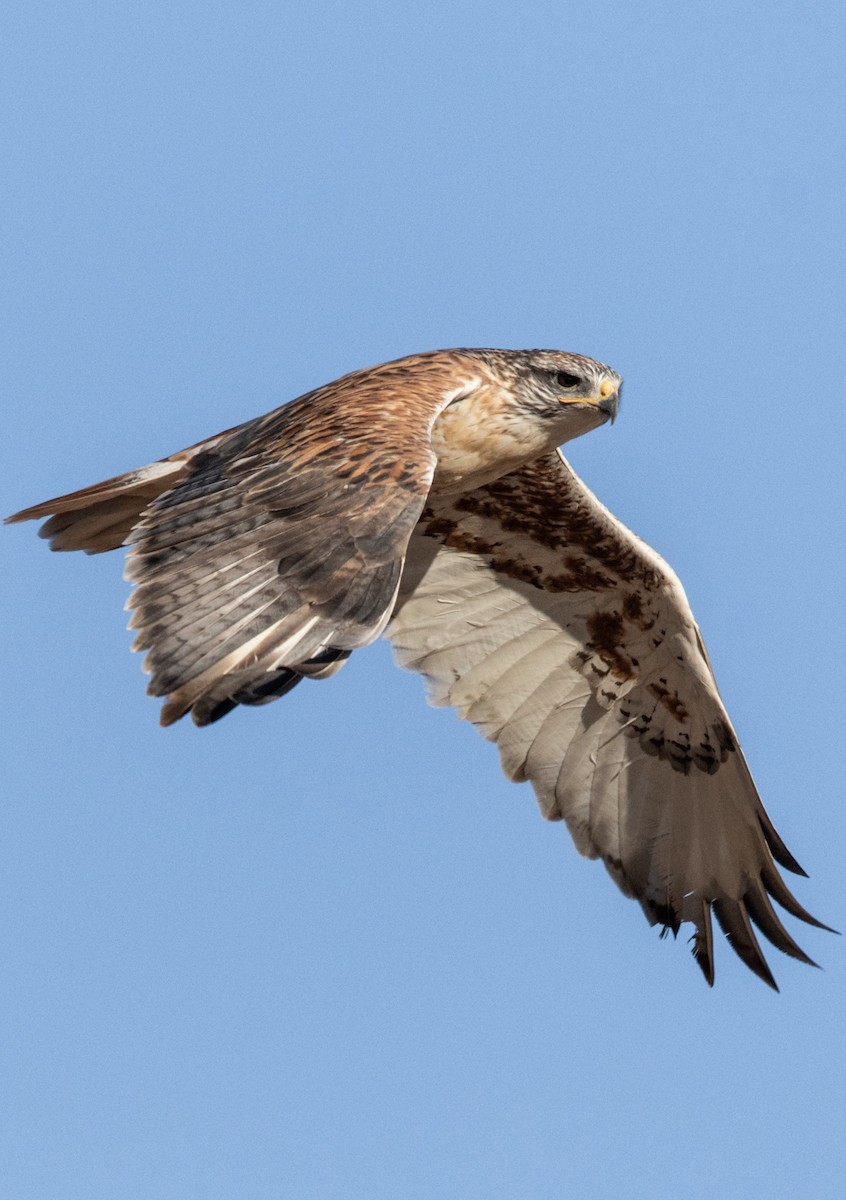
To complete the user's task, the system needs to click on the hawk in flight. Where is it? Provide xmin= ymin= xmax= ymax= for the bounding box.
xmin=7 ymin=348 xmax=828 ymax=987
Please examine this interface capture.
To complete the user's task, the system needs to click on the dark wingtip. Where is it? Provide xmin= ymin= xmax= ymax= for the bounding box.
xmin=758 ymin=808 xmax=807 ymax=876
xmin=690 ymin=900 xmax=715 ymax=987
xmin=192 ymin=697 xmax=238 ymax=725
xmin=713 ymin=897 xmax=780 ymax=991
xmin=761 ymin=861 xmax=836 ymax=933
xmin=744 ymin=879 xmax=827 ymax=968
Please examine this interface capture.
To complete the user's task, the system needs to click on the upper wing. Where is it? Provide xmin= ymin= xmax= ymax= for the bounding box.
xmin=388 ymin=451 xmax=828 ymax=987
xmin=8 ymin=355 xmax=481 ymax=726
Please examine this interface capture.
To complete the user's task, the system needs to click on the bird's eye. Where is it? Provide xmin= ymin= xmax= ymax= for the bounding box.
xmin=555 ymin=371 xmax=582 ymax=389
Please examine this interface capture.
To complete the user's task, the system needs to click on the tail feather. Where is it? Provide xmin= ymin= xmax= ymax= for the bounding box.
xmin=4 ymin=427 xmax=238 ymax=553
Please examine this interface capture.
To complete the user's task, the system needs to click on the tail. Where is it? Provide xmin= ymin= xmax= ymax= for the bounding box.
xmin=5 ymin=427 xmax=239 ymax=553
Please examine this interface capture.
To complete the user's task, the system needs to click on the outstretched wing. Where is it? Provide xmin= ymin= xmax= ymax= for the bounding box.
xmin=8 ymin=354 xmax=481 ymax=725
xmin=387 ymin=450 xmax=827 ymax=987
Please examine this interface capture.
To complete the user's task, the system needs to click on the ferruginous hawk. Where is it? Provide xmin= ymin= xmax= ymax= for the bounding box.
xmin=6 ymin=348 xmax=829 ymax=988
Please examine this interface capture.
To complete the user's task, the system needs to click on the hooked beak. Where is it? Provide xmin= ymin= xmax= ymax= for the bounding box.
xmin=596 ymin=378 xmax=620 ymax=424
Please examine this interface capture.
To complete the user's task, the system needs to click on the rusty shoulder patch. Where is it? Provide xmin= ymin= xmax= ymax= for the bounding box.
xmin=586 ymin=610 xmax=637 ymax=682
xmin=422 ymin=450 xmax=667 ymax=600
xmin=647 ymin=679 xmax=690 ymax=723
xmin=437 ymin=455 xmax=662 ymax=589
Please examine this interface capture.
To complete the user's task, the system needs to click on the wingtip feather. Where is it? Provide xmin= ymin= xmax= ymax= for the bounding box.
xmin=690 ymin=899 xmax=715 ymax=987
xmin=712 ymin=897 xmax=780 ymax=991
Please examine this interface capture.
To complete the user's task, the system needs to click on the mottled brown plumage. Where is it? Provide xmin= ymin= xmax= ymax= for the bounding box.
xmin=6 ymin=347 xmax=829 ymax=987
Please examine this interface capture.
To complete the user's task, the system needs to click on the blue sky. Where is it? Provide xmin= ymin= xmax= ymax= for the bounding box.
xmin=2 ymin=2 xmax=844 ymax=1197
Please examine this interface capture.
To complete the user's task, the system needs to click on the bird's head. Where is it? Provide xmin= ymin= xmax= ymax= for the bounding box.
xmin=411 ymin=347 xmax=623 ymax=493
xmin=492 ymin=348 xmax=622 ymax=442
